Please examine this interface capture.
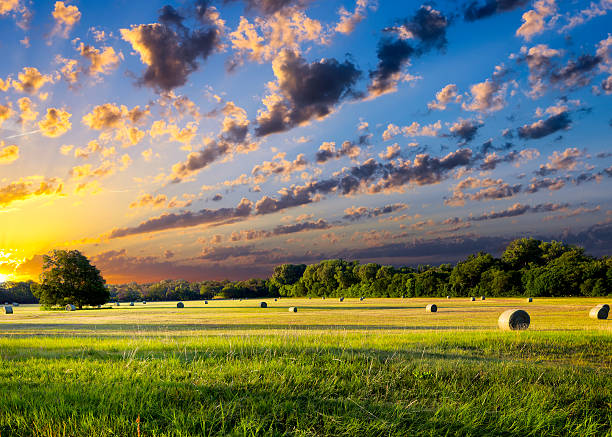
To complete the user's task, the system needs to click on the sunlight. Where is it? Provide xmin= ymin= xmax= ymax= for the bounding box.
xmin=0 ymin=273 xmax=10 ymax=283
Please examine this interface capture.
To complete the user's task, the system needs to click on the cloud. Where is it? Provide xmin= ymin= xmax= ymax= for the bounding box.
xmin=427 ymin=84 xmax=460 ymax=110
xmin=58 ymin=42 xmax=121 ymax=85
xmin=449 ymin=118 xmax=483 ymax=143
xmin=368 ymin=5 xmax=448 ymax=97
xmin=378 ymin=143 xmax=401 ymax=160
xmin=170 ymin=141 xmax=230 ymax=182
xmin=520 ymin=43 xmax=562 ymax=96
xmin=229 ymin=7 xmax=326 ymax=65
xmin=16 ymin=97 xmax=38 ymax=126
xmin=464 ymin=0 xmax=529 ymax=21
xmin=382 ymin=120 xmax=441 ymax=140
xmin=558 ymin=0 xmax=612 ymax=33
xmin=108 ymin=198 xmax=253 ymax=238
xmin=11 ymin=67 xmax=53 ymax=94
xmin=51 ymin=1 xmax=81 ymax=39
xmin=120 ymin=4 xmax=221 ymax=91
xmin=516 ymin=0 xmax=557 ymax=41
xmin=229 ymin=219 xmax=332 ymax=243
xmin=470 ymin=202 xmax=568 ymax=221
xmin=343 ymin=203 xmax=408 ymax=221
xmin=525 ymin=176 xmax=566 ymax=193
xmin=480 ymin=149 xmax=540 ymax=171
xmin=335 ymin=0 xmax=374 ymax=34
xmin=252 ymin=152 xmax=308 ymax=181
xmin=38 ymin=108 xmax=72 ymax=137
xmin=462 ymin=78 xmax=507 ymax=112
xmin=535 ymin=147 xmax=584 ymax=175
xmin=0 ymin=142 xmax=19 ymax=164
xmin=239 ymin=0 xmax=310 ymax=15
xmin=445 ymin=177 xmax=521 ymax=206
xmin=517 ymin=111 xmax=571 ymax=139
xmin=0 ymin=104 xmax=13 ymax=128
xmin=550 ymin=54 xmax=602 ymax=89
xmin=315 ymin=141 xmax=360 ymax=163
xmin=129 ymin=193 xmax=168 ymax=209
xmin=82 ymin=103 xmax=149 ymax=147
xmin=0 ymin=177 xmax=63 ymax=207
xmin=255 ymin=50 xmax=362 ymax=136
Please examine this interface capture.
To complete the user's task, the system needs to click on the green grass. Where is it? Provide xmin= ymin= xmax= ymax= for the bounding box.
xmin=0 ymin=298 xmax=610 ymax=436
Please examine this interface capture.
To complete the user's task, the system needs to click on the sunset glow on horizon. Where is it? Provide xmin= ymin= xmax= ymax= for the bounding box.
xmin=1 ymin=0 xmax=611 ymax=284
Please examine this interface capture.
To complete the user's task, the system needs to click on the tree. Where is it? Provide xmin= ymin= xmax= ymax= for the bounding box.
xmin=34 ymin=250 xmax=109 ymax=309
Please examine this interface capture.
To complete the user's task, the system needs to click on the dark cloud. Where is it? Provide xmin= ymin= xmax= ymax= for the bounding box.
xmin=550 ymin=54 xmax=602 ymax=89
xmin=256 ymin=149 xmax=472 ymax=214
xmin=470 ymin=202 xmax=568 ymax=221
xmin=400 ymin=5 xmax=449 ymax=50
xmin=517 ymin=111 xmax=571 ymax=139
xmin=480 ymin=139 xmax=514 ymax=154
xmin=343 ymin=203 xmax=408 ymax=221
xmin=231 ymin=0 xmax=308 ymax=15
xmin=368 ymin=38 xmax=415 ymax=96
xmin=170 ymin=141 xmax=230 ymax=182
xmin=121 ymin=4 xmax=220 ymax=92
xmin=315 ymin=140 xmax=360 ymax=163
xmin=449 ymin=119 xmax=483 ymax=143
xmin=525 ymin=177 xmax=566 ymax=193
xmin=464 ymin=0 xmax=528 ymax=21
xmin=273 ymin=219 xmax=330 ymax=235
xmin=255 ymin=50 xmax=362 ymax=136
xmin=108 ymin=198 xmax=253 ymax=238
xmin=369 ymin=6 xmax=449 ymax=96
xmin=212 ymin=193 xmax=223 ymax=201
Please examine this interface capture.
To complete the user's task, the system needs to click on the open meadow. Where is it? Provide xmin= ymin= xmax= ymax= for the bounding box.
xmin=1 ymin=297 xmax=610 ymax=436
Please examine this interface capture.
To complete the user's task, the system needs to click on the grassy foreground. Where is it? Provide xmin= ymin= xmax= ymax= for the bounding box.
xmin=0 ymin=298 xmax=610 ymax=436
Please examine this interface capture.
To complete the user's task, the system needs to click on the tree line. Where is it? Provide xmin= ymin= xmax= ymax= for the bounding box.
xmin=1 ymin=238 xmax=610 ymax=305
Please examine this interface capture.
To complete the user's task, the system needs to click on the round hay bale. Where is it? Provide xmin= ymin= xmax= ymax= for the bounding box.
xmin=97 ymin=305 xmax=101 ymax=308
xmin=589 ymin=306 xmax=608 ymax=320
xmin=288 ymin=306 xmax=297 ymax=312
xmin=446 ymin=295 xmax=451 ymax=299
xmin=142 ymin=301 xmax=146 ymax=304
xmin=470 ymin=297 xmax=476 ymax=301
xmin=498 ymin=309 xmax=530 ymax=331
xmin=129 ymin=302 xmax=134 ymax=306
xmin=274 ymin=298 xmax=277 ymax=301
xmin=65 ymin=304 xmax=76 ymax=311
xmin=527 ymin=297 xmax=533 ymax=303
xmin=115 ymin=302 xmax=120 ymax=306
xmin=12 ymin=302 xmax=19 ymax=307
xmin=260 ymin=302 xmax=267 ymax=308
xmin=359 ymin=297 xmax=364 ymax=301
xmin=4 ymin=305 xmax=13 ymax=314
xmin=204 ymin=300 xmax=208 ymax=304
xmin=176 ymin=302 xmax=184 ymax=308
xmin=339 ymin=297 xmax=344 ymax=302
xmin=426 ymin=304 xmax=437 ymax=313
xmin=480 ymin=296 xmax=486 ymax=301
xmin=594 ymin=303 xmax=609 ymax=312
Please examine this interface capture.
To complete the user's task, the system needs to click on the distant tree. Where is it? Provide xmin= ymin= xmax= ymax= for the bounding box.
xmin=501 ymin=238 xmax=543 ymax=270
xmin=271 ymin=264 xmax=306 ymax=287
xmin=33 ymin=250 xmax=109 ymax=309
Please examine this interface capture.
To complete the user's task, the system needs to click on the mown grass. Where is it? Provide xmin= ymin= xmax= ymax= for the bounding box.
xmin=0 ymin=298 xmax=610 ymax=436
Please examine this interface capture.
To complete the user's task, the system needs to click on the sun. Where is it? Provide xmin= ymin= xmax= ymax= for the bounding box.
xmin=0 ymin=273 xmax=11 ymax=283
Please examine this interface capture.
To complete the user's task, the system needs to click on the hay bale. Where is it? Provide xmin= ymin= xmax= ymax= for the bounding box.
xmin=339 ymin=297 xmax=344 ymax=302
xmin=129 ymin=302 xmax=134 ymax=306
xmin=274 ymin=298 xmax=277 ymax=301
xmin=589 ymin=306 xmax=609 ymax=320
xmin=4 ymin=305 xmax=13 ymax=314
xmin=527 ymin=297 xmax=533 ymax=303
xmin=65 ymin=304 xmax=76 ymax=311
xmin=470 ymin=297 xmax=476 ymax=301
xmin=115 ymin=302 xmax=120 ymax=306
xmin=142 ymin=301 xmax=146 ymax=304
xmin=480 ymin=296 xmax=486 ymax=301
xmin=359 ymin=297 xmax=364 ymax=301
xmin=12 ymin=302 xmax=19 ymax=307
xmin=446 ymin=296 xmax=451 ymax=299
xmin=176 ymin=302 xmax=184 ymax=308
xmin=97 ymin=305 xmax=101 ymax=308
xmin=288 ymin=306 xmax=298 ymax=312
xmin=204 ymin=300 xmax=208 ymax=304
xmin=260 ymin=302 xmax=267 ymax=308
xmin=498 ymin=309 xmax=530 ymax=331
xmin=426 ymin=304 xmax=437 ymax=313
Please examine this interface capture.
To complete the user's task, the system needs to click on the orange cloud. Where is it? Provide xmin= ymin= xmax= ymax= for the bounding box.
xmin=0 ymin=142 xmax=19 ymax=164
xmin=51 ymin=1 xmax=81 ymax=39
xmin=38 ymin=108 xmax=72 ymax=137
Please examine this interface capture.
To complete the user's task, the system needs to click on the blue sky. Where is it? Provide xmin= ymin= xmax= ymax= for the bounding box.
xmin=0 ymin=0 xmax=611 ymax=283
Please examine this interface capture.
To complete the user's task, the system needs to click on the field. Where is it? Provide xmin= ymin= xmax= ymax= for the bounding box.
xmin=0 ymin=297 xmax=610 ymax=436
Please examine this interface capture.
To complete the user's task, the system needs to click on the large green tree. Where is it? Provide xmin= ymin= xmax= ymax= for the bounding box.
xmin=34 ymin=250 xmax=109 ymax=309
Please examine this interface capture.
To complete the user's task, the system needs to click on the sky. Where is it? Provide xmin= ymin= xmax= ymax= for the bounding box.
xmin=0 ymin=0 xmax=611 ymax=284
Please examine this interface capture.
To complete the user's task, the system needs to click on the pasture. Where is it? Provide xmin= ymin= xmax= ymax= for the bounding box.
xmin=0 ymin=298 xmax=610 ymax=436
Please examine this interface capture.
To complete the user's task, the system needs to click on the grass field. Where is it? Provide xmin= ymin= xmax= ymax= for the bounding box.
xmin=0 ymin=297 xmax=610 ymax=436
